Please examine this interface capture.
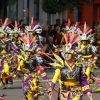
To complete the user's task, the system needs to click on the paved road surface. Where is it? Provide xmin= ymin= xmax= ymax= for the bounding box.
xmin=0 ymin=69 xmax=100 ymax=100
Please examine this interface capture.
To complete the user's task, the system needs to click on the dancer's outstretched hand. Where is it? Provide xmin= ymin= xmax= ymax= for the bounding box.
xmin=13 ymin=74 xmax=16 ymax=78
xmin=48 ymin=88 xmax=53 ymax=100
xmin=87 ymin=92 xmax=93 ymax=100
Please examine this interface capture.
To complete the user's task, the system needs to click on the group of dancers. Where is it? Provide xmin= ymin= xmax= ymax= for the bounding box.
xmin=0 ymin=18 xmax=100 ymax=100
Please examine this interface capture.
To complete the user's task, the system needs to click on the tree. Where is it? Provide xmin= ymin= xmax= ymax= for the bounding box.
xmin=42 ymin=0 xmax=68 ymax=14
xmin=42 ymin=0 xmax=90 ymax=14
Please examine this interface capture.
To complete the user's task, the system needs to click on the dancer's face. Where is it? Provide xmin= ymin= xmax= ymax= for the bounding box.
xmin=81 ymin=40 xmax=88 ymax=45
xmin=14 ymin=34 xmax=18 ymax=38
xmin=0 ymin=33 xmax=4 ymax=38
xmin=65 ymin=53 xmax=73 ymax=61
xmin=26 ymin=51 xmax=31 ymax=56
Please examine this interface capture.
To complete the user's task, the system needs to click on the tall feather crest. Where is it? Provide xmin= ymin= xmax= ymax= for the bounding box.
xmin=3 ymin=18 xmax=12 ymax=26
xmin=64 ymin=34 xmax=68 ymax=44
xmin=77 ymin=22 xmax=92 ymax=35
xmin=84 ymin=22 xmax=87 ymax=33
xmin=15 ymin=21 xmax=17 ymax=28
xmin=67 ymin=19 xmax=70 ymax=26
xmin=69 ymin=33 xmax=76 ymax=43
xmin=31 ymin=17 xmax=33 ymax=24
xmin=3 ymin=18 xmax=8 ymax=26
xmin=29 ymin=17 xmax=34 ymax=26
xmin=19 ymin=34 xmax=36 ymax=46
xmin=72 ymin=35 xmax=81 ymax=45
xmin=75 ymin=22 xmax=80 ymax=27
xmin=86 ymin=29 xmax=93 ymax=34
xmin=53 ymin=53 xmax=64 ymax=66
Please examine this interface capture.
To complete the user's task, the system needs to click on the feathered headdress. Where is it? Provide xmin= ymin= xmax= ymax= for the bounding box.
xmin=25 ymin=17 xmax=42 ymax=34
xmin=63 ymin=20 xmax=81 ymax=34
xmin=69 ymin=22 xmax=80 ymax=33
xmin=63 ymin=32 xmax=81 ymax=54
xmin=11 ymin=21 xmax=21 ymax=34
xmin=77 ymin=22 xmax=93 ymax=40
xmin=19 ymin=34 xmax=36 ymax=51
xmin=0 ymin=18 xmax=12 ymax=34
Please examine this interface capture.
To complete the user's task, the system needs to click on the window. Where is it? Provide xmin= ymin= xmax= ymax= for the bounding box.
xmin=7 ymin=0 xmax=17 ymax=21
xmin=34 ymin=0 xmax=39 ymax=19
xmin=73 ymin=7 xmax=78 ymax=23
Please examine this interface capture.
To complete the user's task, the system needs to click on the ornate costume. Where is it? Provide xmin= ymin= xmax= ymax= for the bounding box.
xmin=77 ymin=23 xmax=98 ymax=83
xmin=13 ymin=33 xmax=48 ymax=100
xmin=49 ymin=32 xmax=92 ymax=100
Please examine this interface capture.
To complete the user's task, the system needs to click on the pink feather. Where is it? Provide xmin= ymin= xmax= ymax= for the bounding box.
xmin=20 ymin=34 xmax=36 ymax=46
xmin=15 ymin=21 xmax=17 ymax=28
xmin=25 ymin=35 xmax=29 ymax=44
xmin=83 ymin=22 xmax=87 ymax=33
xmin=67 ymin=19 xmax=71 ymax=26
xmin=19 ymin=35 xmax=29 ymax=44
xmin=72 ymin=35 xmax=81 ymax=45
xmin=77 ymin=29 xmax=83 ymax=34
xmin=86 ymin=29 xmax=93 ymax=34
xmin=69 ymin=33 xmax=76 ymax=43
xmin=3 ymin=18 xmax=12 ymax=26
xmin=30 ymin=36 xmax=36 ymax=45
xmin=64 ymin=34 xmax=68 ymax=44
xmin=75 ymin=22 xmax=80 ymax=27
xmin=3 ymin=18 xmax=8 ymax=26
xmin=19 ymin=37 xmax=27 ymax=44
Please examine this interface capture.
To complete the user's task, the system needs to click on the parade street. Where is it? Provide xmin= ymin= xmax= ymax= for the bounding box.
xmin=0 ymin=0 xmax=100 ymax=100
xmin=0 ymin=68 xmax=100 ymax=100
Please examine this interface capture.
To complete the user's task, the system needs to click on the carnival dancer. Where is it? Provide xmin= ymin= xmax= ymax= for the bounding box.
xmin=0 ymin=21 xmax=23 ymax=88
xmin=93 ymin=23 xmax=100 ymax=46
xmin=0 ymin=18 xmax=11 ymax=54
xmin=93 ymin=24 xmax=100 ymax=68
xmin=49 ymin=52 xmax=92 ymax=100
xmin=0 ymin=54 xmax=11 ymax=89
xmin=0 ymin=18 xmax=13 ymax=89
xmin=48 ymin=32 xmax=93 ymax=100
xmin=77 ymin=23 xmax=98 ymax=83
xmin=9 ymin=21 xmax=22 ymax=54
xmin=13 ymin=33 xmax=49 ymax=100
xmin=22 ymin=50 xmax=48 ymax=100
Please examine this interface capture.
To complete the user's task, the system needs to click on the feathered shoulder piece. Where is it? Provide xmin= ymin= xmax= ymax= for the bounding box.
xmin=75 ymin=61 xmax=82 ymax=67
xmin=49 ymin=53 xmax=64 ymax=68
xmin=40 ymin=51 xmax=64 ymax=68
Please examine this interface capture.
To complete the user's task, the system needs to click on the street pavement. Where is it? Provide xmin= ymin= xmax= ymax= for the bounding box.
xmin=0 ymin=68 xmax=100 ymax=100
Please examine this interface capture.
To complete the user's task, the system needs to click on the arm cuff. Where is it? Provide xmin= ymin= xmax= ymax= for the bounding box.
xmin=51 ymin=82 xmax=55 ymax=90
xmin=14 ymin=70 xmax=19 ymax=75
xmin=82 ymin=85 xmax=91 ymax=94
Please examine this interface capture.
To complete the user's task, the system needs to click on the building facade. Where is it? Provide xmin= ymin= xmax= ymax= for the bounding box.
xmin=67 ymin=0 xmax=100 ymax=25
xmin=0 ymin=0 xmax=67 ymax=25
xmin=0 ymin=0 xmax=99 ymax=25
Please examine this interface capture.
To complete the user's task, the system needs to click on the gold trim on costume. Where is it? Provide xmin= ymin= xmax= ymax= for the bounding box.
xmin=82 ymin=85 xmax=89 ymax=91
xmin=63 ymin=81 xmax=80 ymax=86
xmin=65 ymin=61 xmax=74 ymax=72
